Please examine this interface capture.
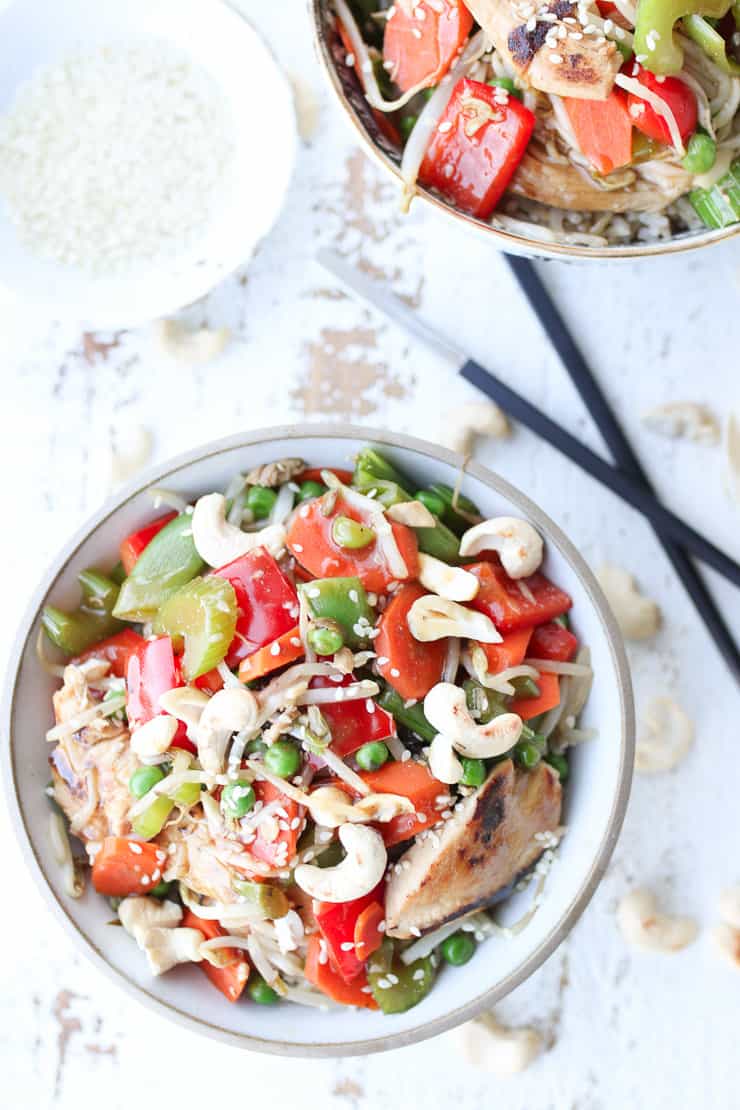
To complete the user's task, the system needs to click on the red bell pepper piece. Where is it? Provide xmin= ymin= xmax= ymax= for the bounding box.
xmin=311 ymin=675 xmax=395 ymax=759
xmin=475 ymin=627 xmax=532 ymax=676
xmin=562 ymin=91 xmax=634 ymax=176
xmin=212 ymin=548 xmax=299 ymax=667
xmin=375 ymin=583 xmax=447 ymax=701
xmin=625 ymin=64 xmax=697 ymax=146
xmin=126 ymin=635 xmax=192 ymax=751
xmin=383 ymin=0 xmax=474 ymax=92
xmin=304 ymin=934 xmax=378 ymax=1009
xmin=73 ymin=628 xmax=145 ymax=678
xmin=119 ymin=512 xmax=177 ymax=576
xmin=528 ymin=621 xmax=578 ymax=662
xmin=193 ymin=667 xmax=225 ymax=693
xmin=419 ymin=78 xmax=535 ymax=219
xmin=181 ymin=909 xmax=250 ymax=1002
xmin=248 ymin=781 xmax=304 ymax=870
xmin=467 ymin=559 xmax=572 ymax=634
xmin=314 ymin=883 xmax=384 ymax=983
xmin=286 ymin=493 xmax=419 ymax=594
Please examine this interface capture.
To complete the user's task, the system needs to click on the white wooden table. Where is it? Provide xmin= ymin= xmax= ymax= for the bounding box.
xmin=1 ymin=4 xmax=739 ymax=1107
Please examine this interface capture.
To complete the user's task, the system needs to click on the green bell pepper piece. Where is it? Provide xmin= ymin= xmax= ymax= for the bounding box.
xmin=301 ymin=576 xmax=375 ymax=648
xmin=376 ymin=684 xmax=436 ymax=743
xmin=232 ymin=878 xmax=290 ymax=919
xmin=633 ymin=0 xmax=731 ymax=74
xmin=113 ymin=513 xmax=204 ymax=623
xmin=682 ymin=13 xmax=740 ymax=72
xmin=367 ymin=939 xmax=436 ymax=1014
xmin=42 ymin=569 xmax=123 ymax=656
xmin=689 ymin=156 xmax=740 ymax=227
xmin=153 ymin=576 xmax=237 ymax=679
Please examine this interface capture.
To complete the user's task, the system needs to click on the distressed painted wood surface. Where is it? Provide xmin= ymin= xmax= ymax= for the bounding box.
xmin=1 ymin=3 xmax=739 ymax=1107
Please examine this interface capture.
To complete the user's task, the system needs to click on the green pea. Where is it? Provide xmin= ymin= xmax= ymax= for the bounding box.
xmin=487 ymin=76 xmax=523 ymax=100
xmin=682 ymin=131 xmax=717 ymax=175
xmin=245 ymin=485 xmax=278 ymax=519
xmin=129 ymin=765 xmax=166 ymax=799
xmin=264 ymin=740 xmax=301 ymax=778
xmin=399 ymin=114 xmax=417 ymax=141
xmin=307 ymin=622 xmax=345 ymax=656
xmin=221 ymin=780 xmax=256 ymax=818
xmin=440 ymin=931 xmax=476 ymax=966
xmin=514 ymin=739 xmax=543 ymax=770
xmin=414 ymin=489 xmax=446 ymax=518
xmin=248 ymin=976 xmax=279 ymax=1005
xmin=356 ymin=741 xmax=389 ymax=771
xmin=150 ymin=880 xmax=175 ymax=898
xmin=331 ymin=515 xmax=375 ymax=550
xmin=545 ymin=753 xmax=569 ymax=782
xmin=460 ymin=757 xmax=486 ymax=787
xmin=298 ymin=479 xmax=326 ymax=502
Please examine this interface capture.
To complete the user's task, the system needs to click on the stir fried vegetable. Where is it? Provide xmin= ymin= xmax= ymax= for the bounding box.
xmin=114 ymin=514 xmax=204 ymax=622
xmin=689 ymin=155 xmax=740 ymax=226
xmin=43 ymin=569 xmax=123 ymax=656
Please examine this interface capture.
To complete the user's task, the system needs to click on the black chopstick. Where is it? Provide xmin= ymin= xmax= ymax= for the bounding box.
xmin=504 ymin=254 xmax=740 ymax=685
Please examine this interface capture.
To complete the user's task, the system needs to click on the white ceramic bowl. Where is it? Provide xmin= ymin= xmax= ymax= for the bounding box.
xmin=0 ymin=0 xmax=296 ymax=329
xmin=2 ymin=425 xmax=634 ymax=1056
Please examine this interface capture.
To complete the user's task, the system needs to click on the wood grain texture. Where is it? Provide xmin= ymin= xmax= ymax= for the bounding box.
xmin=0 ymin=2 xmax=738 ymax=1107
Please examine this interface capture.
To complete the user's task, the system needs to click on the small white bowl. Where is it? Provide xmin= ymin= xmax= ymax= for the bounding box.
xmin=2 ymin=425 xmax=634 ymax=1056
xmin=0 ymin=0 xmax=296 ymax=329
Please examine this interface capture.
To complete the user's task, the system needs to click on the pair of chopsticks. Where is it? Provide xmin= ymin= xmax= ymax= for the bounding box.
xmin=317 ymin=248 xmax=740 ymax=685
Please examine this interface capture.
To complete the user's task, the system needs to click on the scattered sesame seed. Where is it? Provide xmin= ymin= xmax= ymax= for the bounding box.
xmin=293 ymin=543 xmax=303 ymax=553
xmin=128 ymin=842 xmax=143 ymax=855
xmin=549 ymin=52 xmax=564 ymax=63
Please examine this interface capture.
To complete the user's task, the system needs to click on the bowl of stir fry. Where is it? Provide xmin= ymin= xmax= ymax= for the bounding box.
xmin=3 ymin=426 xmax=633 ymax=1054
xmin=310 ymin=0 xmax=740 ymax=257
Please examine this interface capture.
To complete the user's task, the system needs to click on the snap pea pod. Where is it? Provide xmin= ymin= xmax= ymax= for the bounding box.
xmin=376 ymin=685 xmax=436 ymax=743
xmin=302 ymin=576 xmax=375 ymax=648
xmin=633 ymin=0 xmax=730 ymax=73
xmin=682 ymin=13 xmax=740 ymax=73
xmin=153 ymin=576 xmax=237 ymax=679
xmin=367 ymin=939 xmax=436 ymax=1014
xmin=232 ymin=878 xmax=290 ymax=920
xmin=422 ymin=483 xmax=481 ymax=535
xmin=689 ymin=156 xmax=740 ymax=227
xmin=42 ymin=569 xmax=123 ymax=656
xmin=113 ymin=513 xmax=204 ymax=623
xmin=353 ymin=446 xmax=408 ymax=488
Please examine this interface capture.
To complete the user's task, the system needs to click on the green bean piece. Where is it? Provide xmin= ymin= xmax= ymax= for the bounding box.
xmin=513 ymin=739 xmax=543 ymax=770
xmin=246 ymin=485 xmax=278 ymax=519
xmin=298 ymin=479 xmax=326 ymax=502
xmin=302 ymin=576 xmax=375 ymax=648
xmin=42 ymin=568 xmax=122 ymax=656
xmin=460 ymin=757 xmax=486 ymax=787
xmin=423 ymin=483 xmax=482 ymax=534
xmin=487 ymin=76 xmax=523 ymax=100
xmin=463 ymin=679 xmax=507 ymax=725
xmin=367 ymin=939 xmax=436 ymax=1014
xmin=440 ymin=931 xmax=476 ymax=966
xmin=356 ymin=741 xmax=390 ymax=771
xmin=129 ymin=765 xmax=166 ymax=799
xmin=248 ymin=976 xmax=280 ymax=1005
xmin=332 ymin=515 xmax=375 ymax=550
xmin=153 ymin=575 xmax=237 ymax=679
xmin=132 ymin=795 xmax=174 ymax=840
xmin=377 ymin=685 xmax=436 ymax=743
xmin=414 ymin=518 xmax=460 ymax=563
xmin=113 ymin=513 xmax=204 ymax=623
xmin=414 ymin=489 xmax=447 ymax=517
xmin=264 ymin=740 xmax=301 ymax=778
xmin=221 ymin=780 xmax=256 ymax=819
xmin=545 ymin=753 xmax=569 ymax=781
xmin=510 ymin=675 xmax=541 ymax=700
xmin=232 ymin=878 xmax=290 ymax=919
xmin=399 ymin=114 xmax=418 ymax=141
xmin=682 ymin=130 xmax=717 ymax=174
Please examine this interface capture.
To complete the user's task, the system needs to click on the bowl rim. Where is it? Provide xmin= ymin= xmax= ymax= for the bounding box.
xmin=2 ymin=422 xmax=634 ymax=1056
xmin=308 ymin=0 xmax=740 ymax=263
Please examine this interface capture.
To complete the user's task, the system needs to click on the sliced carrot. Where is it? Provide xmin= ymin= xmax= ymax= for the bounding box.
xmin=237 ymin=627 xmax=303 ymax=683
xmin=383 ymin=0 xmax=474 ymax=93
xmin=562 ymin=92 xmax=633 ymax=176
xmin=298 ymin=466 xmax=354 ymax=486
xmin=375 ymin=583 xmax=447 ymax=701
xmin=181 ymin=909 xmax=250 ymax=1002
xmin=360 ymin=760 xmax=444 ymax=847
xmin=510 ymin=671 xmax=560 ymax=721
xmin=354 ymin=901 xmax=385 ymax=961
xmin=477 ymin=627 xmax=533 ymax=675
xmin=91 ymin=837 xmax=166 ymax=896
xmin=304 ymin=934 xmax=378 ymax=1009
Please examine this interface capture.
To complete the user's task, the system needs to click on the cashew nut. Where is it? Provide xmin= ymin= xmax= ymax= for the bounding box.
xmin=428 ymin=732 xmax=464 ymax=785
xmin=130 ymin=715 xmax=178 ymax=759
xmin=119 ymin=895 xmax=183 ymax=941
xmin=245 ymin=457 xmax=305 ymax=488
xmin=641 ymin=401 xmax=720 ymax=444
xmin=294 ymin=823 xmax=387 ymax=902
xmin=417 ymin=552 xmax=479 ymax=602
xmin=635 ymin=696 xmax=693 ymax=774
xmin=387 ymin=500 xmax=437 ymax=528
xmin=617 ymin=888 xmax=698 ymax=952
xmin=459 ymin=517 xmax=543 ymax=579
xmin=158 ymin=686 xmax=210 ymax=731
xmin=727 ymin=413 xmax=740 ymax=510
xmin=191 ymin=492 xmax=286 ymax=567
xmin=596 ymin=563 xmax=661 ymax=641
xmin=440 ymin=401 xmax=510 ymax=456
xmin=718 ymin=885 xmax=740 ymax=930
xmin=407 ymin=595 xmax=501 ymax=644
xmin=119 ymin=895 xmax=205 ymax=976
xmin=307 ymin=786 xmax=414 ymax=828
xmin=424 ymin=682 xmax=522 ymax=758
xmin=712 ymin=923 xmax=740 ymax=970
xmin=454 ymin=1013 xmax=541 ymax=1075
xmin=156 ymin=318 xmax=231 ymax=367
xmin=194 ymin=687 xmax=260 ymax=776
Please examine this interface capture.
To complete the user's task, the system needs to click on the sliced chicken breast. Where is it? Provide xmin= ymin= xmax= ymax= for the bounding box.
xmin=384 ymin=760 xmax=562 ymax=938
xmin=509 ymin=150 xmax=692 ymax=211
